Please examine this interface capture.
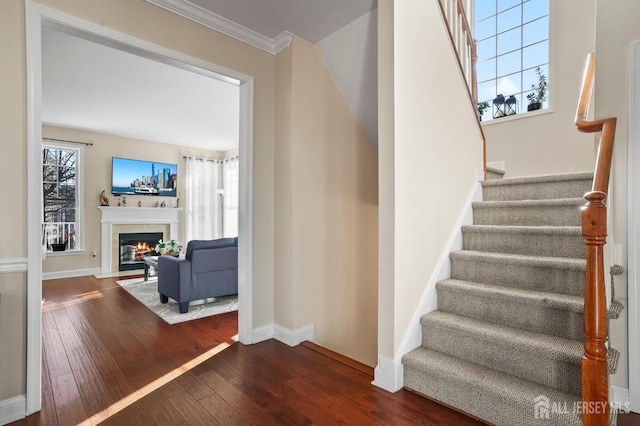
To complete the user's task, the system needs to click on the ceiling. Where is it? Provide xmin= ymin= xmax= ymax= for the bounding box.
xmin=42 ymin=0 xmax=377 ymax=151
xmin=187 ymin=0 xmax=377 ymax=43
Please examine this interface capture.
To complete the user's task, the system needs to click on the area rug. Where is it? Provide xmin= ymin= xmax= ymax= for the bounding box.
xmin=115 ymin=277 xmax=238 ymax=324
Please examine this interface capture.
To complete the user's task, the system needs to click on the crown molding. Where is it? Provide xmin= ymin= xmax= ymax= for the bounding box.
xmin=144 ymin=0 xmax=292 ymax=54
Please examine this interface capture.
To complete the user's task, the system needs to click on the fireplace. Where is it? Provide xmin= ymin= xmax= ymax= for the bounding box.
xmin=118 ymin=232 xmax=163 ymax=271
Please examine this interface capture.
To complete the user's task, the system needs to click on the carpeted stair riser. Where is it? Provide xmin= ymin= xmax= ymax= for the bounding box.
xmin=402 ymin=348 xmax=582 ymax=426
xmin=473 ymin=198 xmax=584 ymax=226
xmin=420 ymin=312 xmax=582 ymax=394
xmin=449 ymin=251 xmax=586 ymax=296
xmin=462 ymin=225 xmax=586 ymax=259
xmin=481 ymin=172 xmax=593 ymax=201
xmin=436 ymin=279 xmax=584 ymax=341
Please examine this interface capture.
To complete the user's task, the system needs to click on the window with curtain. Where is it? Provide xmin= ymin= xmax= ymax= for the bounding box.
xmin=185 ymin=155 xmax=239 ymax=242
xmin=185 ymin=157 xmax=222 ymax=241
xmin=223 ymin=156 xmax=239 ymax=237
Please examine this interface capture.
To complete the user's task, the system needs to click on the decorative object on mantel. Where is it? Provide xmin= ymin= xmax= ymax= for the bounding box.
xmin=138 ymin=201 xmax=142 ymax=207
xmin=160 ymin=200 xmax=167 ymax=208
xmin=122 ymin=196 xmax=127 ymax=207
xmin=176 ymin=198 xmax=180 ymax=208
xmin=155 ymin=201 xmax=160 ymax=208
xmin=99 ymin=190 xmax=109 ymax=206
xmin=117 ymin=199 xmax=121 ymax=207
xmin=155 ymin=239 xmax=183 ymax=256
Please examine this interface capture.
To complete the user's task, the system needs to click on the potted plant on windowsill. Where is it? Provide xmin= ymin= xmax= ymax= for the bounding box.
xmin=477 ymin=101 xmax=490 ymax=121
xmin=526 ymin=67 xmax=548 ymax=111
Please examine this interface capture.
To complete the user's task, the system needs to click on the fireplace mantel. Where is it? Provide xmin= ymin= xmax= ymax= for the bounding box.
xmin=98 ymin=206 xmax=182 ymax=273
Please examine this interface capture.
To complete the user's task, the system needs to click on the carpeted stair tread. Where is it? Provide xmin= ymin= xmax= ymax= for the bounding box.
xmin=462 ymin=224 xmax=583 ymax=235
xmin=449 ymin=250 xmax=586 ymax=296
xmin=437 ymin=279 xmax=584 ymax=312
xmin=481 ymin=171 xmax=593 ymax=201
xmin=421 ymin=311 xmax=582 ymax=363
xmin=472 ymin=198 xmax=584 ymax=226
xmin=403 ymin=347 xmax=582 ymax=426
xmin=421 ymin=311 xmax=582 ymax=393
xmin=486 ymin=166 xmax=506 ymax=180
xmin=436 ymin=279 xmax=584 ymax=340
xmin=462 ymin=225 xmax=585 ymax=258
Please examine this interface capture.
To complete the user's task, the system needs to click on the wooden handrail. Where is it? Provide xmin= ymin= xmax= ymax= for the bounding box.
xmin=575 ymin=52 xmax=617 ymax=426
xmin=436 ymin=0 xmax=486 ymax=178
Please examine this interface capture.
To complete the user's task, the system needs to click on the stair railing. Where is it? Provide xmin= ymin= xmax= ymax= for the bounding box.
xmin=436 ymin=0 xmax=487 ymax=179
xmin=575 ymin=52 xmax=617 ymax=426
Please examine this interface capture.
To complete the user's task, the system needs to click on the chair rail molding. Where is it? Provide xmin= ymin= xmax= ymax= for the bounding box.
xmin=143 ymin=0 xmax=292 ymax=54
xmin=0 ymin=258 xmax=28 ymax=273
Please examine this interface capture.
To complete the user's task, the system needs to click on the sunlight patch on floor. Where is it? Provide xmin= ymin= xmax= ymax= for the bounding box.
xmin=42 ymin=290 xmax=104 ymax=311
xmin=79 ymin=342 xmax=232 ymax=425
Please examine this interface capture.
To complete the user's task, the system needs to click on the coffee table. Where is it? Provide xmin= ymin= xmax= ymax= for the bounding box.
xmin=143 ymin=256 xmax=158 ymax=281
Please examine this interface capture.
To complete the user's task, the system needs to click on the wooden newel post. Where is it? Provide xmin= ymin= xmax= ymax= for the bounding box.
xmin=581 ymin=190 xmax=610 ymax=426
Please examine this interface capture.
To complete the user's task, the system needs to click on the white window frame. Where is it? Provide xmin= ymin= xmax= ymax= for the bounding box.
xmin=474 ymin=0 xmax=551 ymax=121
xmin=42 ymin=140 xmax=84 ymax=254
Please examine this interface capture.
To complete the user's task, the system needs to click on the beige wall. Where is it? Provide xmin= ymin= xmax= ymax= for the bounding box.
xmin=275 ymin=36 xmax=379 ymax=366
xmin=0 ymin=0 xmax=27 ymax=402
xmin=41 ymin=125 xmax=224 ymax=275
xmin=377 ymin=0 xmax=395 ymax=360
xmin=483 ymin=0 xmax=597 ymax=178
xmin=594 ymin=0 xmax=640 ymax=391
xmin=384 ymin=0 xmax=484 ymax=358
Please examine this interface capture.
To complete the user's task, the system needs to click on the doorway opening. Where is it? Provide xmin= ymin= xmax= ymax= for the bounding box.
xmin=26 ymin=1 xmax=255 ymax=415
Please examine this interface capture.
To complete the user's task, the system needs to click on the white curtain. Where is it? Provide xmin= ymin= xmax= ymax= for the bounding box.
xmin=185 ymin=157 xmax=222 ymax=241
xmin=223 ymin=156 xmax=239 ymax=237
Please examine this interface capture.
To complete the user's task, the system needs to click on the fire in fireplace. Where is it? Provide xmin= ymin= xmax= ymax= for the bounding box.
xmin=119 ymin=232 xmax=163 ymax=271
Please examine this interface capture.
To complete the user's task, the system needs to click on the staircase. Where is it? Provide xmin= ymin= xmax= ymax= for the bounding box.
xmin=402 ymin=171 xmax=623 ymax=426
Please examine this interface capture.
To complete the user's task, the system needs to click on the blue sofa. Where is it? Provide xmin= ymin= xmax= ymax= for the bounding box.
xmin=157 ymin=237 xmax=238 ymax=313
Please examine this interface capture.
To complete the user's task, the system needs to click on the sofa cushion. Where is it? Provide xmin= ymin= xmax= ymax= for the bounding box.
xmin=185 ymin=238 xmax=235 ymax=260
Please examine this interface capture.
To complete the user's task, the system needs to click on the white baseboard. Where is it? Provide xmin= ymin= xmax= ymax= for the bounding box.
xmin=274 ymin=324 xmax=315 ymax=347
xmin=250 ymin=323 xmax=315 ymax=347
xmin=252 ymin=324 xmax=274 ymax=344
xmin=43 ymin=267 xmax=102 ymax=280
xmin=612 ymin=385 xmax=630 ymax=405
xmin=372 ymin=355 xmax=403 ymax=393
xmin=0 ymin=394 xmax=25 ymax=425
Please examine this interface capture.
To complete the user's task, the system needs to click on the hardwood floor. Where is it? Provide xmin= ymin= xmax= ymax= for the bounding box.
xmin=9 ymin=275 xmax=640 ymax=425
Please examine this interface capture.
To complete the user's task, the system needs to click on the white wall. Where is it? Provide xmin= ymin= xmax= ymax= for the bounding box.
xmin=317 ymin=10 xmax=379 ymax=150
xmin=376 ymin=0 xmax=483 ymax=387
xmin=595 ymin=0 xmax=640 ymax=395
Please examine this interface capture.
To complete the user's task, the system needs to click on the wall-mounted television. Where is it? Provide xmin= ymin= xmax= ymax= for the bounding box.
xmin=112 ymin=157 xmax=177 ymax=197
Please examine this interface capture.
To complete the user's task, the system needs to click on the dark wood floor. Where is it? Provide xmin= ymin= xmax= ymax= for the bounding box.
xmin=9 ymin=275 xmax=640 ymax=425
